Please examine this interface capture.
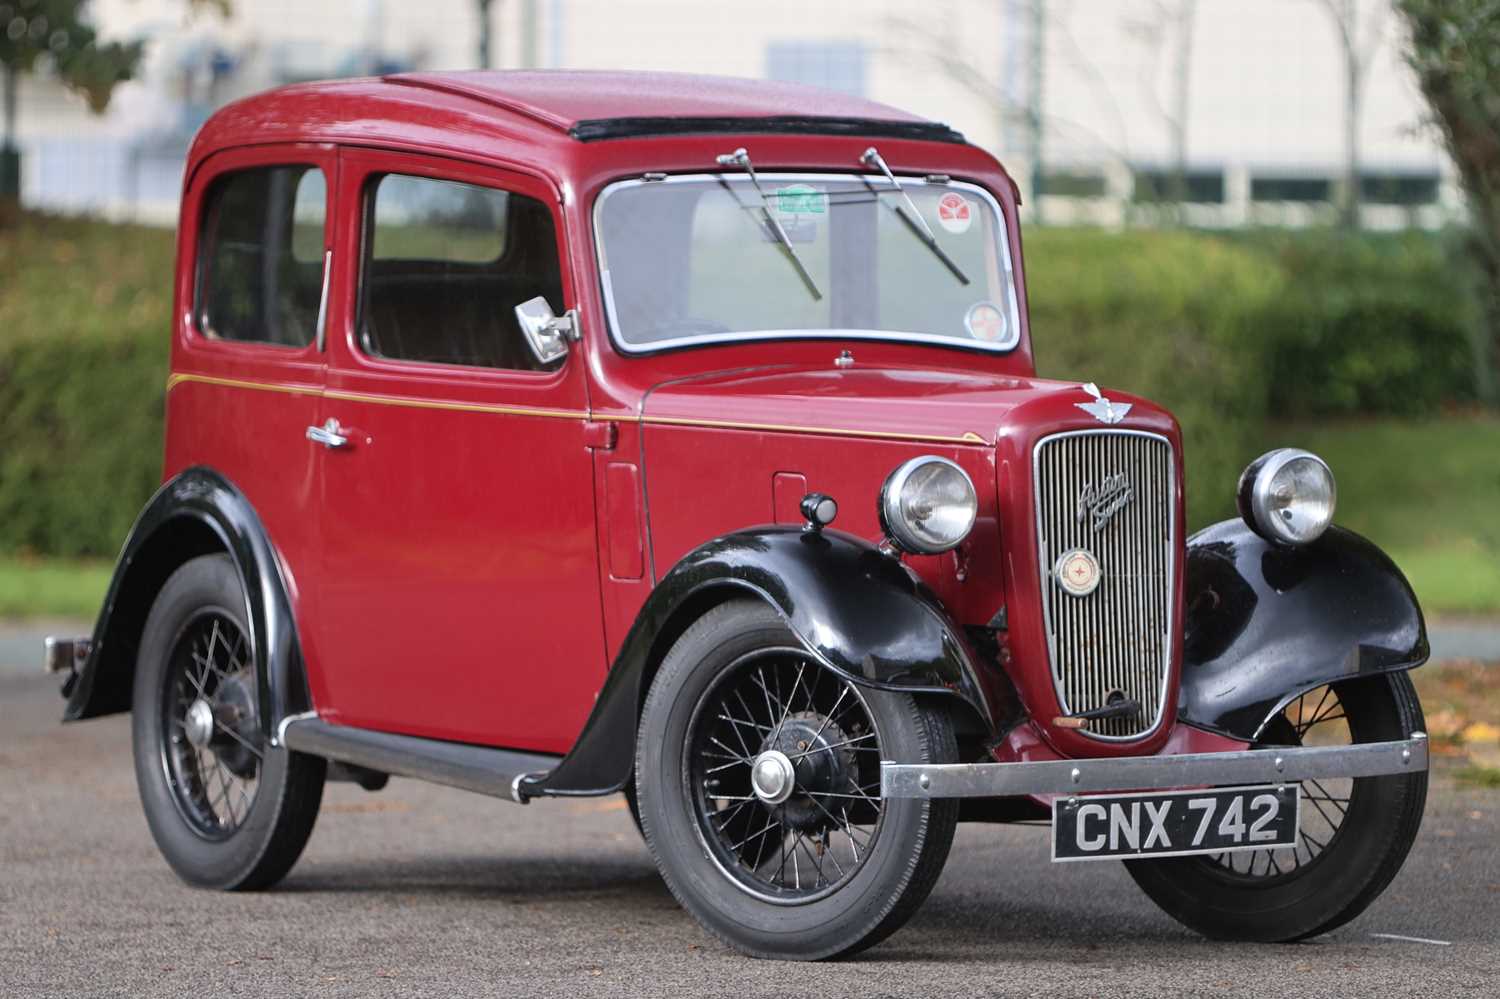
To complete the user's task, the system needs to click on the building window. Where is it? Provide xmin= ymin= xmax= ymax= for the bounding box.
xmin=1039 ymin=170 xmax=1108 ymax=198
xmin=1132 ymin=168 xmax=1225 ymax=204
xmin=1250 ymin=176 xmax=1334 ymax=203
xmin=765 ymin=41 xmax=867 ymax=97
xmin=1360 ymin=173 xmax=1441 ymax=206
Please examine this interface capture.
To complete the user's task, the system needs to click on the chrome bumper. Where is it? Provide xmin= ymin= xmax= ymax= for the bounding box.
xmin=43 ymin=636 xmax=91 ymax=675
xmin=881 ymin=733 xmax=1428 ymax=799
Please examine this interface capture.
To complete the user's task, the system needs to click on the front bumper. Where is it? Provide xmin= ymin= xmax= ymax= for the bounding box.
xmin=881 ymin=734 xmax=1428 ymax=798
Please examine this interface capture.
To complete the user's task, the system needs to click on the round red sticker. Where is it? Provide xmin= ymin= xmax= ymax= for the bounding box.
xmin=936 ymin=192 xmax=973 ymax=234
xmin=964 ymin=301 xmax=1009 ymax=344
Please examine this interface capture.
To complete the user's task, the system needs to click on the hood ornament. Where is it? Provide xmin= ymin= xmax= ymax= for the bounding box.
xmin=1075 ymin=383 xmax=1131 ymax=425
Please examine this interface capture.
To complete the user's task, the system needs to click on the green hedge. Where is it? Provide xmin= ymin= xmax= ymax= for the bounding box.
xmin=1232 ymin=229 xmax=1479 ymax=416
xmin=0 ymin=214 xmax=173 ymax=557
xmin=1024 ymin=228 xmax=1284 ymax=526
xmin=0 ymin=214 xmax=1485 ymax=557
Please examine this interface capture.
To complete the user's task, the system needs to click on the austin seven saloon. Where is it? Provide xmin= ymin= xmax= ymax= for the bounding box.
xmin=45 ymin=71 xmax=1431 ymax=960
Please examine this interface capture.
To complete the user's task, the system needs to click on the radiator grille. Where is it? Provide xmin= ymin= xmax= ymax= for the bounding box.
xmin=1034 ymin=430 xmax=1175 ymax=739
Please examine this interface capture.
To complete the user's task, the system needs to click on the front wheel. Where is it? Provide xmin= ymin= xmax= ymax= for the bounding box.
xmin=635 ymin=599 xmax=959 ymax=960
xmin=1126 ymin=672 xmax=1427 ymax=941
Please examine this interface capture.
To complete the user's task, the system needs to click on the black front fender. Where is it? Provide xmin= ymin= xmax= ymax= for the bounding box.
xmin=63 ymin=467 xmax=310 ymax=743
xmin=1178 ymin=520 xmax=1428 ymax=741
xmin=528 ymin=526 xmax=994 ymax=797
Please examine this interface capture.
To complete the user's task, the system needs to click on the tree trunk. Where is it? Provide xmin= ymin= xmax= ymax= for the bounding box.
xmin=477 ymin=0 xmax=494 ymax=69
xmin=3 ymin=62 xmax=16 ymax=151
xmin=1343 ymin=35 xmax=1361 ymax=229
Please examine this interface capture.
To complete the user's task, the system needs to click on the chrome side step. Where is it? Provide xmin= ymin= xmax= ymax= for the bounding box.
xmin=882 ymin=733 xmax=1428 ymax=799
xmin=279 ymin=716 xmax=559 ymax=803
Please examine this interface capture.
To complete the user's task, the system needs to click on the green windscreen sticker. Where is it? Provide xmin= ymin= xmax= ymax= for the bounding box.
xmin=774 ymin=184 xmax=827 ymax=216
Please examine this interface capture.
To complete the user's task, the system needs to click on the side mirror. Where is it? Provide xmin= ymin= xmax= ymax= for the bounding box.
xmin=514 ymin=296 xmax=578 ymax=365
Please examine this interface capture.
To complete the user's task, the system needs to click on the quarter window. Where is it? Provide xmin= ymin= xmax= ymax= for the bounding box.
xmin=195 ymin=166 xmax=327 ymax=347
xmin=360 ymin=173 xmax=564 ymax=371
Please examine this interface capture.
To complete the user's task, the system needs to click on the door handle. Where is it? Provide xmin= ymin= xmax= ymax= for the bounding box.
xmin=306 ymin=418 xmax=349 ymax=449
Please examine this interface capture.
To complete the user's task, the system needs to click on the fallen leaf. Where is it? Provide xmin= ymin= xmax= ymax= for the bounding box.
xmin=1462 ymin=721 xmax=1500 ymax=744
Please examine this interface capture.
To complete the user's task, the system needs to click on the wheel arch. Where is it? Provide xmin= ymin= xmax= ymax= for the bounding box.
xmin=63 ymin=466 xmax=312 ymax=742
xmin=526 ymin=526 xmax=996 ymax=798
xmin=1178 ymin=519 xmax=1429 ymax=742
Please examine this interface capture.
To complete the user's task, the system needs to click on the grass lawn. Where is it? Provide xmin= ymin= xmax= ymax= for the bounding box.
xmin=1261 ymin=414 xmax=1500 ymax=617
xmin=0 ymin=557 xmax=111 ymax=621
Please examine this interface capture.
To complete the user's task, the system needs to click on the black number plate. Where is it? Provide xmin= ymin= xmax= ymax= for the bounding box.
xmin=1051 ymin=784 xmax=1300 ymax=862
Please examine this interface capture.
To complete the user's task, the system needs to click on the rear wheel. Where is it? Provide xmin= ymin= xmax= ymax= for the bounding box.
xmin=1126 ymin=672 xmax=1426 ymax=941
xmin=635 ymin=600 xmax=959 ymax=960
xmin=132 ymin=555 xmax=325 ymax=890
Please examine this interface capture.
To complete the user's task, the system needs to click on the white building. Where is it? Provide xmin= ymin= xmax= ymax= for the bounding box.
xmin=6 ymin=0 xmax=1457 ymax=228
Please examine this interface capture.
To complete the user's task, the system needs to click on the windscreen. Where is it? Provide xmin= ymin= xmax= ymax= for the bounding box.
xmin=595 ymin=174 xmax=1022 ymax=353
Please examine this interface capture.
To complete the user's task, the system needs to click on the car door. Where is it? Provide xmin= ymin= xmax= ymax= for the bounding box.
xmin=311 ymin=148 xmax=605 ymax=754
xmin=165 ymin=145 xmax=334 ymax=673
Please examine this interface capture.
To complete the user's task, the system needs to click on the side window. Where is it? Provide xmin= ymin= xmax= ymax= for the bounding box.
xmin=195 ymin=166 xmax=326 ymax=347
xmin=360 ymin=173 xmax=564 ymax=371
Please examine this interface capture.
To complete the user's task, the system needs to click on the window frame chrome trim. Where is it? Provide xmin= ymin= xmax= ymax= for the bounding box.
xmin=1032 ymin=427 xmax=1177 ymax=743
xmin=591 ymin=172 xmax=1023 ymax=356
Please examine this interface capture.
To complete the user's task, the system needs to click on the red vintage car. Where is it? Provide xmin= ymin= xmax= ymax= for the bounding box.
xmin=46 ymin=71 xmax=1430 ymax=960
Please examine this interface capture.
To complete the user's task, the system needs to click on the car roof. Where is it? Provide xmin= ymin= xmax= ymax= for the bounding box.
xmin=187 ymin=70 xmax=1002 ymax=196
xmin=385 ymin=70 xmax=948 ymax=135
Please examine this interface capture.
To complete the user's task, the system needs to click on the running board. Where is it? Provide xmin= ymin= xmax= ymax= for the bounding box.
xmin=279 ymin=716 xmax=558 ymax=803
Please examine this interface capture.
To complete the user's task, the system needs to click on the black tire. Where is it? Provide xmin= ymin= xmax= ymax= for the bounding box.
xmin=132 ymin=554 xmax=325 ymax=890
xmin=635 ymin=599 xmax=958 ymax=960
xmin=1126 ymin=672 xmax=1427 ymax=941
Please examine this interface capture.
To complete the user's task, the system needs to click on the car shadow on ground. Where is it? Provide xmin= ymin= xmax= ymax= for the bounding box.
xmin=279 ymin=852 xmax=671 ymax=904
xmin=275 ymin=848 xmax=1204 ymax=960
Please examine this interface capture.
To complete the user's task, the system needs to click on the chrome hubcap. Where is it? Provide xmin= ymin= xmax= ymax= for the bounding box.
xmin=184 ymin=698 xmax=215 ymax=748
xmin=750 ymin=750 xmax=796 ymax=805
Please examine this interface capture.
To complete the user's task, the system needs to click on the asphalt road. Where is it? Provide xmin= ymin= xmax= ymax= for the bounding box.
xmin=2 ymin=659 xmax=1496 ymax=998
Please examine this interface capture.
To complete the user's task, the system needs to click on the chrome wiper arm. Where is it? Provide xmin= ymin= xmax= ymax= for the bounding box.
xmin=860 ymin=146 xmax=971 ymax=286
xmin=715 ymin=147 xmax=823 ymax=301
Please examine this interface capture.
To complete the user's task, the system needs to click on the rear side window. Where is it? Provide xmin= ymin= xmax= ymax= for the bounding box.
xmin=360 ymin=173 xmax=564 ymax=371
xmin=195 ymin=166 xmax=327 ymax=347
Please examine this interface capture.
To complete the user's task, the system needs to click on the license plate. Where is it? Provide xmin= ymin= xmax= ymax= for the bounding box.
xmin=1051 ymin=784 xmax=1300 ymax=862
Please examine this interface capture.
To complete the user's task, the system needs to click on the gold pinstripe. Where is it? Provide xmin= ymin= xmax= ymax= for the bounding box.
xmin=165 ymin=372 xmax=991 ymax=445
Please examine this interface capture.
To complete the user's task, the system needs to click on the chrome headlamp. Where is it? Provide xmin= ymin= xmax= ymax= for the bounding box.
xmin=879 ymin=456 xmax=977 ymax=554
xmin=1237 ymin=448 xmax=1337 ymax=546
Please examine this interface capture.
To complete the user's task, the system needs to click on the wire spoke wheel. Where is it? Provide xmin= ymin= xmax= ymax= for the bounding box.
xmin=684 ymin=647 xmax=885 ymax=904
xmin=1204 ymin=683 xmax=1353 ymax=881
xmin=1124 ymin=672 xmax=1426 ymax=942
xmin=159 ymin=611 xmax=263 ymax=839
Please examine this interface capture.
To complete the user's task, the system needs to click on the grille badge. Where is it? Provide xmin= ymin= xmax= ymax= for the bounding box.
xmin=1077 ymin=473 xmax=1133 ymax=531
xmin=1054 ymin=548 xmax=1102 ymax=597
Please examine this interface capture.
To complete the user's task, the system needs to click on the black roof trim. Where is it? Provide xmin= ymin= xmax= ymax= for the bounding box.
xmin=569 ymin=115 xmax=967 ymax=144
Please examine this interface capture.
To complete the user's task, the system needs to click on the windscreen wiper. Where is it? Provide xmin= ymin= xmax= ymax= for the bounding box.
xmin=860 ymin=146 xmax=970 ymax=286
xmin=715 ymin=147 xmax=823 ymax=301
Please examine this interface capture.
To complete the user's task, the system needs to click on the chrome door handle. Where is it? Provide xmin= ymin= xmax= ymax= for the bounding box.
xmin=306 ymin=419 xmax=349 ymax=449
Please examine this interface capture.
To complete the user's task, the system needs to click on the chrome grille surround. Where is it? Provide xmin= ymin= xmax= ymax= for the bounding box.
xmin=1033 ymin=429 xmax=1176 ymax=740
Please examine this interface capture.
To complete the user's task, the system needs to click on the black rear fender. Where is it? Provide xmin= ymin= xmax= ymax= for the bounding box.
xmin=63 ymin=467 xmax=310 ymax=743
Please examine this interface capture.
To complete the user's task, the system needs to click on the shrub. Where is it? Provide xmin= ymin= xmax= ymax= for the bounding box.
xmin=1234 ymin=228 xmax=1479 ymax=416
xmin=0 ymin=214 xmax=173 ymax=557
xmin=1024 ymin=228 xmax=1285 ymax=526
